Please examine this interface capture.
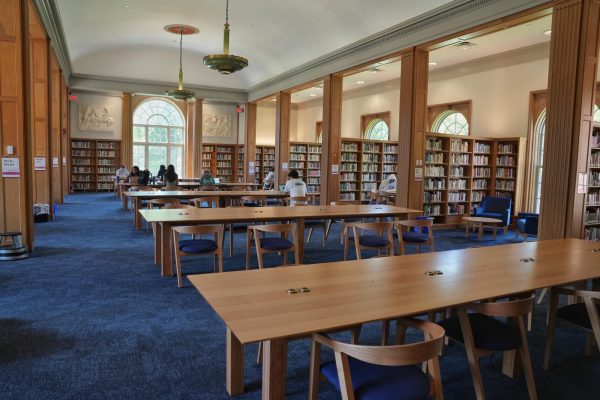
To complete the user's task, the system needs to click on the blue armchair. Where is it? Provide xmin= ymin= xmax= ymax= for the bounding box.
xmin=472 ymin=196 xmax=512 ymax=228
xmin=515 ymin=212 xmax=539 ymax=241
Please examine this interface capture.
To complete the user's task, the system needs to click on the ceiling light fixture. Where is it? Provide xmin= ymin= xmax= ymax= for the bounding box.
xmin=544 ymin=30 xmax=552 ymax=36
xmin=164 ymin=24 xmax=198 ymax=101
xmin=309 ymin=93 xmax=317 ymax=97
xmin=369 ymin=67 xmax=382 ymax=73
xmin=429 ymin=62 xmax=438 ymax=67
xmin=454 ymin=41 xmax=475 ymax=50
xmin=356 ymin=80 xmax=366 ymax=84
xmin=204 ymin=0 xmax=248 ymax=74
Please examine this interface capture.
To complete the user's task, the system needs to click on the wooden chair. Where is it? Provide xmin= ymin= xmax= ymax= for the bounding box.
xmin=161 ymin=204 xmax=196 ymax=210
xmin=240 ymin=195 xmax=266 ymax=207
xmin=326 ymin=201 xmax=363 ymax=245
xmin=191 ymin=196 xmax=220 ymax=208
xmin=171 ymin=225 xmax=224 ymax=288
xmin=288 ymin=202 xmax=327 ymax=247
xmin=160 ymin=185 xmax=184 ymax=191
xmin=438 ymin=294 xmax=537 ymax=400
xmin=309 ymin=317 xmax=445 ymax=400
xmin=286 ymin=196 xmax=309 ymax=205
xmin=246 ymin=223 xmax=299 ymax=269
xmin=395 ymin=218 xmax=435 ymax=255
xmin=200 ymin=185 xmax=220 ymax=191
xmin=147 ymin=198 xmax=181 ymax=232
xmin=345 ymin=221 xmax=394 ymax=260
xmin=543 ymin=286 xmax=600 ymax=370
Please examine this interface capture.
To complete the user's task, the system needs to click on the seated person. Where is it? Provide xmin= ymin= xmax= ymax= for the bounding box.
xmin=263 ymin=169 xmax=275 ymax=190
xmin=284 ymin=169 xmax=307 ymax=204
xmin=128 ymin=165 xmax=142 ymax=183
xmin=156 ymin=165 xmax=167 ymax=182
xmin=115 ymin=164 xmax=129 ymax=182
xmin=200 ymin=170 xmax=215 ymax=186
xmin=163 ymin=164 xmax=178 ymax=188
xmin=379 ymin=173 xmax=397 ymax=192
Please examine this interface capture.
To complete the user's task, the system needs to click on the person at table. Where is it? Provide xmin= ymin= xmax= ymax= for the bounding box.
xmin=163 ymin=164 xmax=178 ymax=188
xmin=115 ymin=164 xmax=129 ymax=183
xmin=127 ymin=165 xmax=142 ymax=183
xmin=284 ymin=169 xmax=307 ymax=204
xmin=263 ymin=168 xmax=275 ymax=190
xmin=156 ymin=165 xmax=167 ymax=182
xmin=379 ymin=173 xmax=397 ymax=192
xmin=200 ymin=170 xmax=215 ymax=186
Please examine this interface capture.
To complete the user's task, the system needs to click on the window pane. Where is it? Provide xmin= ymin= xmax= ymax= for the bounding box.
xmin=133 ymin=126 xmax=145 ymax=142
xmin=148 ymin=146 xmax=167 ymax=174
xmin=169 ymin=128 xmax=184 ymax=144
xmin=432 ymin=111 xmax=469 ymax=135
xmin=148 ymin=114 xmax=170 ymax=126
xmin=364 ymin=118 xmax=389 ymax=141
xmin=148 ymin=126 xmax=168 ymax=143
xmin=169 ymin=146 xmax=183 ymax=175
xmin=133 ymin=145 xmax=146 ymax=169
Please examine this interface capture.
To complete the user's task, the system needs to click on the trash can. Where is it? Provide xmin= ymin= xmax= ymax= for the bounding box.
xmin=33 ymin=203 xmax=50 ymax=223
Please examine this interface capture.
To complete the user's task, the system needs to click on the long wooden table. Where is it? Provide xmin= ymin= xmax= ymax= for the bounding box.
xmin=128 ymin=190 xmax=289 ymax=230
xmin=189 ymin=238 xmax=600 ymax=399
xmin=140 ymin=204 xmax=421 ymax=276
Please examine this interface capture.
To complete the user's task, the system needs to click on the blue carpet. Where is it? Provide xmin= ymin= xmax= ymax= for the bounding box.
xmin=0 ymin=193 xmax=598 ymax=399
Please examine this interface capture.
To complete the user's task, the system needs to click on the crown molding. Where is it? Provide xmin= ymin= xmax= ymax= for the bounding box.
xmin=247 ymin=0 xmax=550 ymax=101
xmin=69 ymin=74 xmax=248 ymax=103
xmin=33 ymin=0 xmax=73 ymax=80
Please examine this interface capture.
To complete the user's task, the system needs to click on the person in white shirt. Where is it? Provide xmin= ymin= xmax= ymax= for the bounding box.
xmin=263 ymin=169 xmax=275 ymax=190
xmin=379 ymin=173 xmax=397 ymax=192
xmin=283 ymin=169 xmax=307 ymax=204
xmin=115 ymin=164 xmax=129 ymax=182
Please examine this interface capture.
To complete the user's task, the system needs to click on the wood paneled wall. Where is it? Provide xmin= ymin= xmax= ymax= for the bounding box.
xmin=0 ymin=0 xmax=31 ymax=245
xmin=60 ymin=75 xmax=69 ymax=195
xmin=320 ymin=75 xmax=343 ymax=204
xmin=191 ymin=99 xmax=203 ymax=177
xmin=121 ymin=93 xmax=132 ymax=169
xmin=539 ymin=0 xmax=600 ymax=239
xmin=244 ymin=102 xmax=257 ymax=182
xmin=50 ymin=51 xmax=62 ymax=204
xmin=275 ymin=92 xmax=291 ymax=185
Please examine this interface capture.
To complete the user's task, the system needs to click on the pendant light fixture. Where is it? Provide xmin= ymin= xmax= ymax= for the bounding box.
xmin=203 ymin=0 xmax=248 ymax=74
xmin=165 ymin=24 xmax=199 ymax=100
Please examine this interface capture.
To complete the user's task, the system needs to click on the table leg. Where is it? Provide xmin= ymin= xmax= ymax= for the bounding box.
xmin=154 ymin=223 xmax=161 ymax=265
xmin=262 ymin=338 xmax=288 ymax=400
xmin=123 ymin=192 xmax=128 ymax=211
xmin=133 ymin=198 xmax=141 ymax=230
xmin=477 ymin=223 xmax=483 ymax=241
xmin=297 ymin=218 xmax=305 ymax=264
xmin=493 ymin=225 xmax=497 ymax=240
xmin=161 ymin=222 xmax=173 ymax=277
xmin=465 ymin=222 xmax=469 ymax=238
xmin=226 ymin=328 xmax=245 ymax=395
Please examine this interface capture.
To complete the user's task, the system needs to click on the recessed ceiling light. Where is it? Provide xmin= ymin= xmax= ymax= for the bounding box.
xmin=314 ymin=85 xmax=323 ymax=89
xmin=125 ymin=4 xmax=130 ymax=8
xmin=544 ymin=30 xmax=552 ymax=36
xmin=454 ymin=41 xmax=475 ymax=50
xmin=270 ymin=98 xmax=276 ymax=102
xmin=356 ymin=80 xmax=366 ymax=84
xmin=309 ymin=93 xmax=317 ymax=97
xmin=429 ymin=62 xmax=438 ymax=67
xmin=369 ymin=68 xmax=382 ymax=73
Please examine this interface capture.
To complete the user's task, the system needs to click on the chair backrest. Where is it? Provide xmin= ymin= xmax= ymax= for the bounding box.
xmin=149 ymin=198 xmax=181 ymax=208
xmin=192 ymin=196 xmax=220 ymax=208
xmin=330 ymin=201 xmax=354 ymax=206
xmin=352 ymin=221 xmax=394 ymax=240
xmin=249 ymin=223 xmax=296 ymax=236
xmin=162 ymin=204 xmax=196 ymax=210
xmin=481 ymin=196 xmax=512 ymax=213
xmin=200 ymin=185 xmax=220 ymax=191
xmin=288 ymin=196 xmax=308 ymax=205
xmin=129 ymin=176 xmax=139 ymax=184
xmin=241 ymin=195 xmax=266 ymax=206
xmin=396 ymin=218 xmax=433 ymax=236
xmin=172 ymin=224 xmax=224 ymax=236
xmin=462 ymin=293 xmax=535 ymax=318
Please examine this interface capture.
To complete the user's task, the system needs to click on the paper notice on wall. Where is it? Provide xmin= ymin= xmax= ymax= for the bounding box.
xmin=63 ymin=157 xmax=67 ymax=165
xmin=577 ymin=172 xmax=588 ymax=194
xmin=34 ymin=157 xmax=46 ymax=171
xmin=414 ymin=167 xmax=423 ymax=181
xmin=281 ymin=162 xmax=288 ymax=172
xmin=249 ymin=161 xmax=255 ymax=175
xmin=2 ymin=157 xmax=20 ymax=177
xmin=331 ymin=164 xmax=338 ymax=174
xmin=52 ymin=157 xmax=59 ymax=168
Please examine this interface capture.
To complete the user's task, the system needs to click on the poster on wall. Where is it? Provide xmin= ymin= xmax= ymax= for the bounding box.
xmin=52 ymin=157 xmax=59 ymax=168
xmin=34 ymin=157 xmax=46 ymax=171
xmin=2 ymin=157 xmax=20 ymax=177
xmin=203 ymin=113 xmax=232 ymax=138
xmin=79 ymin=104 xmax=115 ymax=131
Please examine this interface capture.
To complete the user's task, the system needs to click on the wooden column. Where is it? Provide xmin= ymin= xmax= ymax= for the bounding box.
xmin=275 ymin=91 xmax=291 ymax=185
xmin=121 ymin=93 xmax=132 ymax=168
xmin=60 ymin=75 xmax=69 ymax=195
xmin=50 ymin=50 xmax=62 ymax=205
xmin=397 ymin=48 xmax=429 ymax=209
xmin=319 ymin=75 xmax=343 ymax=205
xmin=539 ymin=0 xmax=600 ymax=239
xmin=191 ymin=99 xmax=203 ymax=177
xmin=245 ymin=102 xmax=257 ymax=183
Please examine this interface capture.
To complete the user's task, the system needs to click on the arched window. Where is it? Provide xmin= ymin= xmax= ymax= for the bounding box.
xmin=132 ymin=98 xmax=185 ymax=175
xmin=595 ymin=104 xmax=600 ymax=122
xmin=431 ymin=110 xmax=469 ymax=135
xmin=532 ymin=109 xmax=546 ymax=213
xmin=363 ymin=119 xmax=389 ymax=140
xmin=315 ymin=121 xmax=323 ymax=143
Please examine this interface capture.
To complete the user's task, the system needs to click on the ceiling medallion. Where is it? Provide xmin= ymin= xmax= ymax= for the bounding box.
xmin=164 ymin=24 xmax=199 ymax=101
xmin=203 ymin=0 xmax=248 ymax=74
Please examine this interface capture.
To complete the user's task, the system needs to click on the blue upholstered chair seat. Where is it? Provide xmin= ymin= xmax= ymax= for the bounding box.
xmin=179 ymin=239 xmax=218 ymax=253
xmin=557 ymin=303 xmax=600 ymax=330
xmin=259 ymin=237 xmax=294 ymax=250
xmin=439 ymin=313 xmax=522 ymax=351
xmin=243 ymin=203 xmax=261 ymax=207
xmin=349 ymin=235 xmax=390 ymax=247
xmin=476 ymin=212 xmax=503 ymax=220
xmin=516 ymin=219 xmax=526 ymax=232
xmin=321 ymin=357 xmax=430 ymax=400
xmin=305 ymin=220 xmax=326 ymax=226
xmin=401 ymin=232 xmax=430 ymax=243
xmin=266 ymin=199 xmax=280 ymax=206
xmin=473 ymin=196 xmax=512 ymax=226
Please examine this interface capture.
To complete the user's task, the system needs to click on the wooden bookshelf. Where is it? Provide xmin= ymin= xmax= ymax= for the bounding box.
xmin=585 ymin=126 xmax=600 ymax=241
xmin=71 ymin=139 xmax=120 ymax=192
xmin=289 ymin=142 xmax=321 ymax=193
xmin=200 ymin=144 xmax=245 ymax=183
xmin=236 ymin=145 xmax=245 ymax=183
xmin=423 ymin=133 xmax=525 ymax=224
xmin=339 ymin=139 xmax=398 ymax=202
xmin=202 ymin=145 xmax=214 ymax=173
xmin=254 ymin=145 xmax=275 ymax=185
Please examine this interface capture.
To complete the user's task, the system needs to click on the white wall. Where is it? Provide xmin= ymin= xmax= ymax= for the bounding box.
xmin=203 ymin=103 xmax=240 ymax=145
xmin=294 ymin=102 xmax=322 ymax=142
xmin=256 ymin=104 xmax=276 ymax=145
xmin=70 ymin=91 xmax=122 ymax=140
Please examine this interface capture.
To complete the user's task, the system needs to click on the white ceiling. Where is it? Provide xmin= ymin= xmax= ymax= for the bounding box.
xmin=56 ymin=0 xmax=454 ymax=90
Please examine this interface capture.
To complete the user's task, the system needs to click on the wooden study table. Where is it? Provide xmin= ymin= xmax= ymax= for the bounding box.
xmin=127 ymin=190 xmax=289 ymax=230
xmin=189 ymin=238 xmax=600 ymax=399
xmin=140 ymin=204 xmax=421 ymax=276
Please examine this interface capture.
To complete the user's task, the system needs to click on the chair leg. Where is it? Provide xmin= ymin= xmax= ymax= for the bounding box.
xmin=343 ymin=234 xmax=349 ymax=260
xmin=381 ymin=320 xmax=390 ymax=346
xmin=324 ymin=220 xmax=332 ymax=239
xmin=518 ymin=318 xmax=538 ymax=399
xmin=283 ymin=250 xmax=288 ymax=266
xmin=229 ymin=224 xmax=234 ymax=257
xmin=256 ymin=342 xmax=263 ymax=364
xmin=395 ymin=320 xmax=407 ymax=345
xmin=306 ymin=227 xmax=313 ymax=243
xmin=175 ymin=254 xmax=183 ymax=288
xmin=245 ymin=230 xmax=252 ymax=270
xmin=256 ymin=248 xmax=264 ymax=269
xmin=309 ymin=340 xmax=321 ymax=400
xmin=543 ymin=290 xmax=559 ymax=370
